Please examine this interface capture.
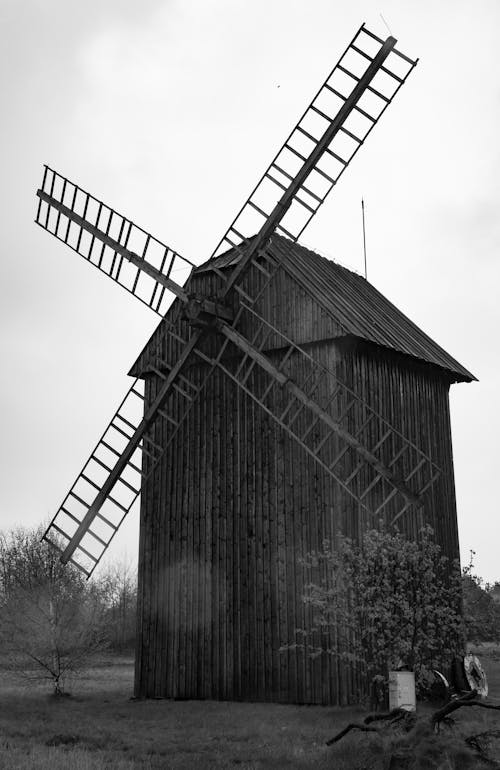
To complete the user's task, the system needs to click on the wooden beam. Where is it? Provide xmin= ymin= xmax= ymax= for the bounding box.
xmin=218 ymin=322 xmax=422 ymax=507
xmin=36 ymin=189 xmax=190 ymax=303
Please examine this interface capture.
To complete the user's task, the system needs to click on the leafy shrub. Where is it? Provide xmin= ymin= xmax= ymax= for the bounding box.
xmin=294 ymin=525 xmax=464 ymax=697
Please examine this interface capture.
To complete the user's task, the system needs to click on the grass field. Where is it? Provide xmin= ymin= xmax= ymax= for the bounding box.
xmin=1 ymin=650 xmax=500 ymax=769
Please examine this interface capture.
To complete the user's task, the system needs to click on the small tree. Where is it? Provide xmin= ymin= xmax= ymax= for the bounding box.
xmin=0 ymin=526 xmax=108 ymax=695
xmin=462 ymin=551 xmax=500 ymax=644
xmin=294 ymin=525 xmax=464 ymax=697
xmin=97 ymin=557 xmax=137 ymax=651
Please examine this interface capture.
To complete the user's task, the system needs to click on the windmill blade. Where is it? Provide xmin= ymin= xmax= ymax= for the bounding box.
xmin=36 ymin=166 xmax=194 ymax=315
xmin=42 ymin=308 xmax=228 ymax=577
xmin=43 ymin=318 xmax=204 ymax=577
xmin=210 ymin=24 xmax=416 ymax=266
xmin=43 ymin=378 xmax=150 ymax=576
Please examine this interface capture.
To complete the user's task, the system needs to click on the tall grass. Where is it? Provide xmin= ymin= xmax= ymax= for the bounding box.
xmin=0 ymin=744 xmax=145 ymax=770
xmin=0 ymin=653 xmax=499 ymax=768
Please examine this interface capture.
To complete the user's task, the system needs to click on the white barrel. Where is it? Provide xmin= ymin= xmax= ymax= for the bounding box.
xmin=388 ymin=670 xmax=416 ymax=711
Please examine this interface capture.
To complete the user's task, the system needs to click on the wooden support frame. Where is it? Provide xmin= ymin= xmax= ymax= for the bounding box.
xmin=218 ymin=321 xmax=422 ymax=508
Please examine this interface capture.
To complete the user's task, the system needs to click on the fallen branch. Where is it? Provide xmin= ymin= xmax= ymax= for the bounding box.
xmin=326 ymin=691 xmax=500 ymax=747
xmin=326 ymin=708 xmax=411 ymax=745
xmin=364 ymin=708 xmax=407 ymax=725
xmin=325 ymin=722 xmax=381 ymax=746
xmin=432 ymin=691 xmax=500 ymax=730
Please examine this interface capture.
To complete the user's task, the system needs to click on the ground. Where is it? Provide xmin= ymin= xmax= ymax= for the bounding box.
xmin=0 ymin=649 xmax=499 ymax=769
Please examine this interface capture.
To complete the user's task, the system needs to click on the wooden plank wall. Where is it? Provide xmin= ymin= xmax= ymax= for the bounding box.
xmin=129 ymin=259 xmax=346 ymax=379
xmin=133 ymin=257 xmax=462 ymax=705
xmin=134 ymin=341 xmax=460 ymax=704
xmin=335 ymin=338 xmax=460 ymax=562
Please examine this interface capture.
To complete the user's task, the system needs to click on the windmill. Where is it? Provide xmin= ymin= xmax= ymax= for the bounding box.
xmin=35 ymin=25 xmax=473 ymax=703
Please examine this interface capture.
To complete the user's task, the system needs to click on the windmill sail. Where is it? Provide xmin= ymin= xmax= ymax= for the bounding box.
xmin=43 ymin=379 xmax=150 ymax=576
xmin=210 ymin=24 xmax=417 ymax=261
xmin=36 ymin=166 xmax=194 ymax=314
xmin=42 ymin=315 xmax=223 ymax=577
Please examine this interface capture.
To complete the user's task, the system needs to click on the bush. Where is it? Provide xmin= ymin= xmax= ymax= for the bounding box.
xmin=462 ymin=552 xmax=500 ymax=644
xmin=294 ymin=524 xmax=464 ymax=697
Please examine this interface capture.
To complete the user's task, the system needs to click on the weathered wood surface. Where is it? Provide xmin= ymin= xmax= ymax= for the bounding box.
xmin=134 ymin=260 xmax=461 ymax=705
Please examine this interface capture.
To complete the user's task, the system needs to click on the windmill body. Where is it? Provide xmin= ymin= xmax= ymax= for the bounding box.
xmin=131 ymin=237 xmax=473 ymax=704
xmin=34 ymin=25 xmax=475 ymax=705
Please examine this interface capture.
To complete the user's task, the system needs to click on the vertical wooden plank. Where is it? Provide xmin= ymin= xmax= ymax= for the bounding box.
xmin=266 ymin=403 xmax=279 ymax=701
xmin=150 ymin=375 xmax=162 ymax=697
xmin=165 ymin=389 xmax=177 ymax=698
xmin=231 ymin=376 xmax=241 ymax=699
xmin=284 ymin=432 xmax=298 ymax=703
xmin=160 ymin=388 xmax=171 ymax=698
xmin=189 ymin=366 xmax=198 ymax=697
xmin=173 ymin=391 xmax=185 ymax=698
xmin=213 ymin=366 xmax=222 ymax=698
xmin=276 ymin=416 xmax=288 ymax=702
xmin=156 ymin=379 xmax=167 ymax=697
xmin=134 ymin=375 xmax=154 ymax=697
xmin=262 ymin=393 xmax=272 ymax=700
xmin=247 ymin=391 xmax=257 ymax=699
xmin=203 ymin=368 xmax=214 ymax=698
xmin=254 ymin=371 xmax=265 ymax=700
xmin=221 ymin=366 xmax=230 ymax=698
xmin=197 ymin=368 xmax=208 ymax=697
xmin=227 ymin=373 xmax=235 ymax=699
xmin=185 ymin=378 xmax=195 ymax=698
xmin=243 ymin=385 xmax=252 ymax=699
xmin=194 ymin=365 xmax=205 ymax=697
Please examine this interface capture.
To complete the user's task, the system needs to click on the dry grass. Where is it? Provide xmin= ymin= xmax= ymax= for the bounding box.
xmin=0 ymin=653 xmax=499 ymax=768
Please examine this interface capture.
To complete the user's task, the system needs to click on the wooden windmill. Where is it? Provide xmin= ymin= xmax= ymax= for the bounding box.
xmin=36 ymin=25 xmax=474 ymax=704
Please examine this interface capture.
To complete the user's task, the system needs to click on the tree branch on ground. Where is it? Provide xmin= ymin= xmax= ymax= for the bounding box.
xmin=327 ymin=691 xmax=500 ymax=767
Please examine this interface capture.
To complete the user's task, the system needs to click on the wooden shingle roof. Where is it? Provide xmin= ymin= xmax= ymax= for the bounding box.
xmin=196 ymin=234 xmax=476 ymax=383
xmin=130 ymin=235 xmax=475 ymax=383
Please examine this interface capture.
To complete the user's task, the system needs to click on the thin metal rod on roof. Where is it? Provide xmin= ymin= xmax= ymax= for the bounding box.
xmin=361 ymin=198 xmax=368 ymax=280
xmin=380 ymin=13 xmax=393 ymax=36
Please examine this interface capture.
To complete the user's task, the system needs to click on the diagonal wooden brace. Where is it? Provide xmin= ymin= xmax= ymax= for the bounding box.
xmin=218 ymin=321 xmax=422 ymax=508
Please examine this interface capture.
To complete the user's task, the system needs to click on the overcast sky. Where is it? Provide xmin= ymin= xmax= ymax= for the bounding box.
xmin=1 ymin=0 xmax=499 ymax=581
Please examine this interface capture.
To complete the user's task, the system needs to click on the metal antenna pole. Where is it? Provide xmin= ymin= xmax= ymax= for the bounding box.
xmin=361 ymin=198 xmax=368 ymax=280
xmin=380 ymin=13 xmax=393 ymax=36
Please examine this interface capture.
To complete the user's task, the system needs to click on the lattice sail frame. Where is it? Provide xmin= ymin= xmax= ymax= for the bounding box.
xmin=37 ymin=24 xmax=424 ymax=577
xmin=44 ymin=320 xmax=223 ymax=576
xmin=211 ymin=24 xmax=416 ymax=257
xmin=36 ymin=167 xmax=194 ymax=315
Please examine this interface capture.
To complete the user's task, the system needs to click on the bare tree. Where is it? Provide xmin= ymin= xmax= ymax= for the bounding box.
xmin=97 ymin=557 xmax=137 ymax=651
xmin=0 ymin=526 xmax=108 ymax=695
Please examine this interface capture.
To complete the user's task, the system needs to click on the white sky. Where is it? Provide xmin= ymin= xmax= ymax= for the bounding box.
xmin=1 ymin=0 xmax=499 ymax=581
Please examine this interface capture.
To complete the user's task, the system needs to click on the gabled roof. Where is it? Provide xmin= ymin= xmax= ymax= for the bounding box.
xmin=196 ymin=234 xmax=476 ymax=383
